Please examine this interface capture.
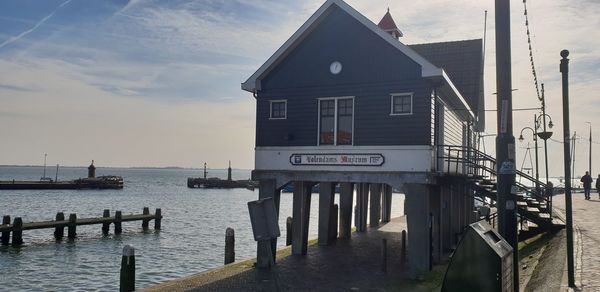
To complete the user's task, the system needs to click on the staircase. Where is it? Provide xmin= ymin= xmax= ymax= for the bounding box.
xmin=438 ymin=145 xmax=554 ymax=230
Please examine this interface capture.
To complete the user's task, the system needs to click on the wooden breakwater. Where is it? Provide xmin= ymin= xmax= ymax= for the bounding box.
xmin=0 ymin=207 xmax=162 ymax=246
xmin=187 ymin=177 xmax=258 ymax=190
xmin=0 ymin=176 xmax=124 ymax=190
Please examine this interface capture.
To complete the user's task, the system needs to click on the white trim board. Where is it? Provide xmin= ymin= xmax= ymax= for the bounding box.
xmin=241 ymin=0 xmax=441 ymax=93
xmin=255 ymin=145 xmax=435 ymax=172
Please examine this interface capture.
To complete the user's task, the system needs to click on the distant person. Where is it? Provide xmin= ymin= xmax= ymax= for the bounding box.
xmin=581 ymin=171 xmax=593 ymax=200
xmin=596 ymin=174 xmax=600 ymax=199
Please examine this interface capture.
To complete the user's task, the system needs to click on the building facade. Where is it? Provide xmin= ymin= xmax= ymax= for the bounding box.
xmin=242 ymin=0 xmax=484 ymax=275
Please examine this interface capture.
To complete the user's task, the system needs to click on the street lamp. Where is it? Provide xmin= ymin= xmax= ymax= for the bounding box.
xmin=519 ymin=123 xmax=540 ymax=193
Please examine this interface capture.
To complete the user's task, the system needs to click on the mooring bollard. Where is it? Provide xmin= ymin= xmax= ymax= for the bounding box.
xmin=142 ymin=207 xmax=149 ymax=230
xmin=401 ymin=230 xmax=407 ymax=269
xmin=286 ymin=216 xmax=292 ymax=246
xmin=12 ymin=217 xmax=23 ymax=246
xmin=102 ymin=209 xmax=110 ymax=235
xmin=225 ymin=227 xmax=235 ymax=264
xmin=154 ymin=208 xmax=162 ymax=230
xmin=382 ymin=238 xmax=388 ymax=273
xmin=120 ymin=245 xmax=135 ymax=292
xmin=2 ymin=215 xmax=11 ymax=246
xmin=68 ymin=213 xmax=77 ymax=239
xmin=54 ymin=212 xmax=65 ymax=240
xmin=115 ymin=211 xmax=123 ymax=234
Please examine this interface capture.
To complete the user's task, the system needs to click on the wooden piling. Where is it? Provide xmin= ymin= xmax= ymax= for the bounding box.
xmin=328 ymin=204 xmax=338 ymax=243
xmin=1 ymin=215 xmax=10 ymax=245
xmin=142 ymin=207 xmax=149 ymax=230
xmin=68 ymin=213 xmax=77 ymax=239
xmin=401 ymin=230 xmax=407 ymax=269
xmin=286 ymin=217 xmax=292 ymax=246
xmin=102 ymin=209 xmax=110 ymax=235
xmin=381 ymin=238 xmax=388 ymax=272
xmin=54 ymin=212 xmax=65 ymax=240
xmin=224 ymin=227 xmax=235 ymax=264
xmin=12 ymin=217 xmax=23 ymax=246
xmin=154 ymin=208 xmax=161 ymax=230
xmin=115 ymin=211 xmax=123 ymax=234
xmin=120 ymin=245 xmax=135 ymax=292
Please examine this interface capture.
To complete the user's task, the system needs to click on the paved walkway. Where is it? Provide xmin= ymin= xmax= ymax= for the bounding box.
xmin=553 ymin=192 xmax=600 ymax=291
xmin=146 ymin=217 xmax=445 ymax=291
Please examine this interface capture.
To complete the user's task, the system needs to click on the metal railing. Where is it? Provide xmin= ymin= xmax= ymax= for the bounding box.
xmin=437 ymin=145 xmax=551 ymax=214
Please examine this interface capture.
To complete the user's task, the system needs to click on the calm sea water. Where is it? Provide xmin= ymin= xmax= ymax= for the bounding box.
xmin=0 ymin=166 xmax=404 ymax=291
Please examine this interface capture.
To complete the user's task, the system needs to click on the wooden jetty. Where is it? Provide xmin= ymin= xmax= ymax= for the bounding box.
xmin=187 ymin=161 xmax=257 ymax=190
xmin=0 ymin=161 xmax=124 ymax=190
xmin=0 ymin=207 xmax=162 ymax=246
xmin=0 ymin=176 xmax=124 ymax=190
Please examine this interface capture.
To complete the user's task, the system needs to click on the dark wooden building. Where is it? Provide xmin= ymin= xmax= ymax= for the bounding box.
xmin=242 ymin=0 xmax=485 ymax=275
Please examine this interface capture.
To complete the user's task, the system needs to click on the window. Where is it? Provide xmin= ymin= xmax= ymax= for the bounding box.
xmin=319 ymin=97 xmax=353 ymax=145
xmin=391 ymin=93 xmax=413 ymax=115
xmin=270 ymin=100 xmax=287 ymax=119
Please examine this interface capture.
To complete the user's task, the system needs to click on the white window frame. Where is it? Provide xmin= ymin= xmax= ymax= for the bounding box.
xmin=317 ymin=96 xmax=355 ymax=146
xmin=390 ymin=92 xmax=413 ymax=116
xmin=269 ymin=99 xmax=287 ymax=120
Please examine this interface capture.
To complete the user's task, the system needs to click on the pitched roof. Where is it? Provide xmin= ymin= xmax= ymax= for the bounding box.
xmin=377 ymin=9 xmax=403 ymax=37
xmin=409 ymin=39 xmax=484 ymax=115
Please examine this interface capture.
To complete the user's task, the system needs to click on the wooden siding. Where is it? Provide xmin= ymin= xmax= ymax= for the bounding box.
xmin=255 ymin=6 xmax=432 ymax=147
xmin=442 ymin=107 xmax=464 ymax=146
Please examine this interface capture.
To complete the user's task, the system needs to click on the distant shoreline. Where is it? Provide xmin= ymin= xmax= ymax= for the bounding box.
xmin=0 ymin=165 xmax=251 ymax=171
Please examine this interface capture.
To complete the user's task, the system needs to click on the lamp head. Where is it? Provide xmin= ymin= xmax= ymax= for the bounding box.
xmin=548 ymin=120 xmax=554 ymax=128
xmin=518 ymin=134 xmax=524 ymax=141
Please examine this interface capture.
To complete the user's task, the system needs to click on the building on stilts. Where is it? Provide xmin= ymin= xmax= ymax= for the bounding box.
xmin=242 ymin=0 xmax=552 ymax=276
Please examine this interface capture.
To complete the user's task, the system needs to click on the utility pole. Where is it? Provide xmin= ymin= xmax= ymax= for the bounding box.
xmin=495 ymin=0 xmax=518 ymax=290
xmin=560 ymin=49 xmax=575 ymax=288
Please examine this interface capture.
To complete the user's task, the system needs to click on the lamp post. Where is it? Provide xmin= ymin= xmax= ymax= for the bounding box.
xmin=519 ymin=123 xmax=540 ymax=193
xmin=560 ymin=49 xmax=575 ymax=288
xmin=586 ymin=122 xmax=592 ymax=176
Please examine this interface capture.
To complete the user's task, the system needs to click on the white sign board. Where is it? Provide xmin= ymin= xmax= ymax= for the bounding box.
xmin=289 ymin=153 xmax=385 ymax=166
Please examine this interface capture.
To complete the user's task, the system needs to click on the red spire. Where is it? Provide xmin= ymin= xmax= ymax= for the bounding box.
xmin=377 ymin=8 xmax=403 ymax=39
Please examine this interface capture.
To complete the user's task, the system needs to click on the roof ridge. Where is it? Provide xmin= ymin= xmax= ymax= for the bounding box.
xmin=409 ymin=38 xmax=482 ymax=47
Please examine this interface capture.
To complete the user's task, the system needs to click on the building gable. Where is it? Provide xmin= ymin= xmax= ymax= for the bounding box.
xmin=242 ymin=0 xmax=441 ymax=93
xmin=261 ymin=6 xmax=422 ymax=91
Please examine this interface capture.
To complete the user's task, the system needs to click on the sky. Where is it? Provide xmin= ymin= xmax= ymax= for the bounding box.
xmin=0 ymin=0 xmax=598 ymax=176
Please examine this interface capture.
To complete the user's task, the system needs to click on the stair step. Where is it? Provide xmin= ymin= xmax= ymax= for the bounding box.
xmin=527 ymin=207 xmax=540 ymax=213
xmin=517 ymin=201 xmax=528 ymax=207
xmin=538 ymin=213 xmax=552 ymax=220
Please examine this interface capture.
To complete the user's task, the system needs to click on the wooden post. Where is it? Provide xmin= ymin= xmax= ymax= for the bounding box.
xmin=339 ymin=183 xmax=354 ymax=239
xmin=102 ymin=209 xmax=110 ymax=235
xmin=115 ymin=211 xmax=123 ymax=235
xmin=54 ymin=212 xmax=65 ymax=240
xmin=224 ymin=227 xmax=235 ymax=264
xmin=1 ymin=215 xmax=10 ymax=245
xmin=154 ymin=208 xmax=162 ymax=230
xmin=12 ymin=217 xmax=23 ymax=246
xmin=120 ymin=245 xmax=135 ymax=292
xmin=328 ymin=204 xmax=338 ymax=243
xmin=382 ymin=238 xmax=388 ymax=273
xmin=401 ymin=230 xmax=407 ymax=269
xmin=142 ymin=207 xmax=149 ymax=230
xmin=68 ymin=213 xmax=77 ymax=239
xmin=286 ymin=217 xmax=292 ymax=246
